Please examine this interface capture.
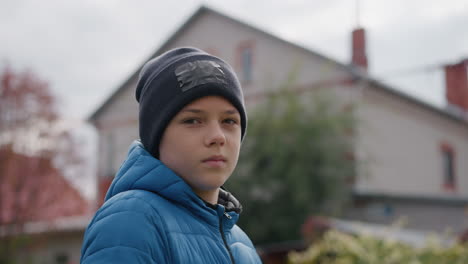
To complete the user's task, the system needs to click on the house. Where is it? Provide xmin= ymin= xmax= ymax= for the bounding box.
xmin=88 ymin=5 xmax=468 ymax=243
xmin=0 ymin=148 xmax=92 ymax=264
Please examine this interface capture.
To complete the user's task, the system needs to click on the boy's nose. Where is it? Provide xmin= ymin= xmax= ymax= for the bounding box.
xmin=205 ymin=123 xmax=226 ymax=147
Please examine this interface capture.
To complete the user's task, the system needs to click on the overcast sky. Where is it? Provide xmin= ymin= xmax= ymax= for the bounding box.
xmin=2 ymin=0 xmax=467 ymax=120
xmin=2 ymin=0 xmax=467 ymax=199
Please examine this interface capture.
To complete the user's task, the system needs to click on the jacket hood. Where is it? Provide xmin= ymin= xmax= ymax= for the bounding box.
xmin=104 ymin=140 xmax=242 ymax=224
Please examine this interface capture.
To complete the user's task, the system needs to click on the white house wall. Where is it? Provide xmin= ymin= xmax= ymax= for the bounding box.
xmin=355 ymin=85 xmax=468 ymax=197
xmin=13 ymin=231 xmax=84 ymax=264
xmin=95 ymin=78 xmax=139 ymax=178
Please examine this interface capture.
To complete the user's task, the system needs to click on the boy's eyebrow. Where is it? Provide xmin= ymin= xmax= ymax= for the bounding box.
xmin=181 ymin=108 xmax=239 ymax=115
xmin=224 ymin=109 xmax=239 ymax=115
xmin=181 ymin=109 xmax=203 ymax=114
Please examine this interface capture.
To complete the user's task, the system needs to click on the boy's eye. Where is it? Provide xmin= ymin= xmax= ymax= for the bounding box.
xmin=223 ymin=118 xmax=238 ymax=125
xmin=182 ymin=118 xmax=201 ymax=124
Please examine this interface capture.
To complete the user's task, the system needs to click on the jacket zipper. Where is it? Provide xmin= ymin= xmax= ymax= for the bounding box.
xmin=220 ymin=211 xmax=235 ymax=264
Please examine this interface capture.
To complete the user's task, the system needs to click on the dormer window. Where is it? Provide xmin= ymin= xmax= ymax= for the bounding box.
xmin=236 ymin=41 xmax=255 ymax=84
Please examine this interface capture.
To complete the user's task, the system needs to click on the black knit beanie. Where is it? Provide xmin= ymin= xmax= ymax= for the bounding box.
xmin=135 ymin=47 xmax=247 ymax=158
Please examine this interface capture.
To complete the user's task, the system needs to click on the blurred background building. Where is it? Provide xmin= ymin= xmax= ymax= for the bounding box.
xmin=0 ymin=150 xmax=91 ymax=263
xmin=90 ymin=6 xmax=468 ymax=235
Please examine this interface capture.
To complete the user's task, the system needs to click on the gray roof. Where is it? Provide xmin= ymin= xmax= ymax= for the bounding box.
xmin=354 ymin=190 xmax=468 ymax=206
xmin=88 ymin=5 xmax=467 ymax=126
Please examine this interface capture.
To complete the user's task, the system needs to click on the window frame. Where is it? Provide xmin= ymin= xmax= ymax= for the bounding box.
xmin=440 ymin=142 xmax=456 ymax=192
xmin=235 ymin=40 xmax=255 ymax=85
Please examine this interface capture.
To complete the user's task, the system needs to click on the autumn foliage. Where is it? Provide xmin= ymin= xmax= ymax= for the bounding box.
xmin=0 ymin=66 xmax=88 ymax=261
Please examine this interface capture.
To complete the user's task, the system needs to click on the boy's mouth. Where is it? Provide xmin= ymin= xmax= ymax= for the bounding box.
xmin=202 ymin=155 xmax=227 ymax=167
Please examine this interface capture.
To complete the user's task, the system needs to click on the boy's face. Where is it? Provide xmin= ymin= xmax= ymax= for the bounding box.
xmin=159 ymin=96 xmax=242 ymax=200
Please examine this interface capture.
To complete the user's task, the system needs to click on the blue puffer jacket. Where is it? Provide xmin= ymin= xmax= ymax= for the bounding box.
xmin=81 ymin=141 xmax=262 ymax=263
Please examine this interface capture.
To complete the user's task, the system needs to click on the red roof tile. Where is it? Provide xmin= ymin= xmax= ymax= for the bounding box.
xmin=0 ymin=146 xmax=90 ymax=226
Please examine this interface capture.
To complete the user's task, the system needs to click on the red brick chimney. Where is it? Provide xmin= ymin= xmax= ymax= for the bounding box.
xmin=351 ymin=28 xmax=368 ymax=71
xmin=444 ymin=59 xmax=468 ymax=112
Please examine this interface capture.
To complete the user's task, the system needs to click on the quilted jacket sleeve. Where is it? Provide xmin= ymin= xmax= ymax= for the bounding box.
xmin=81 ymin=193 xmax=169 ymax=264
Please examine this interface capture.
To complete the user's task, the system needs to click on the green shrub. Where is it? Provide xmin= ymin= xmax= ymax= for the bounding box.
xmin=288 ymin=230 xmax=468 ymax=264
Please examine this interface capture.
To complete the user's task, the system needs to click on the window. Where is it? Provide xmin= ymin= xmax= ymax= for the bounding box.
xmin=440 ymin=143 xmax=456 ymax=191
xmin=236 ymin=41 xmax=255 ymax=84
xmin=241 ymin=47 xmax=253 ymax=82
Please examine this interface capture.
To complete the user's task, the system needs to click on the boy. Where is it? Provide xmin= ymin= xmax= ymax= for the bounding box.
xmin=81 ymin=47 xmax=262 ymax=263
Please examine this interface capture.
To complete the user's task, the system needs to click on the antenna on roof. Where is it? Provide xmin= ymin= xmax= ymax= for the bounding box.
xmin=355 ymin=0 xmax=361 ymax=27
